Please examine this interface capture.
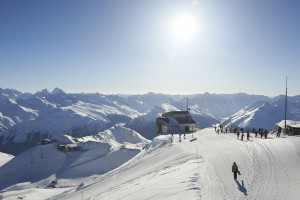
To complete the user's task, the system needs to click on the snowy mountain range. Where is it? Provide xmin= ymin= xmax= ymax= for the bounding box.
xmin=1 ymin=88 xmax=300 ymax=199
xmin=222 ymin=95 xmax=300 ymax=130
xmin=0 ymin=87 xmax=294 ymax=155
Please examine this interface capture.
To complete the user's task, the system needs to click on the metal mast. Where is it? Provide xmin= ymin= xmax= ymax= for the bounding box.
xmin=284 ymin=76 xmax=288 ymax=134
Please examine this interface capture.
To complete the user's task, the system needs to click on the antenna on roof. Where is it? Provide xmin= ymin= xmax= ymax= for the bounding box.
xmin=284 ymin=76 xmax=288 ymax=134
xmin=186 ymin=96 xmax=189 ymax=111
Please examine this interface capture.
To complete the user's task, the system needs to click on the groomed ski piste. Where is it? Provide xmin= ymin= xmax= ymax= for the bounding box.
xmin=1 ymin=128 xmax=300 ymax=200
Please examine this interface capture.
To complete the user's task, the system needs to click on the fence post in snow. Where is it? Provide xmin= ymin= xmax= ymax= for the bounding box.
xmin=40 ymin=147 xmax=43 ymax=159
xmin=196 ymin=146 xmax=199 ymax=163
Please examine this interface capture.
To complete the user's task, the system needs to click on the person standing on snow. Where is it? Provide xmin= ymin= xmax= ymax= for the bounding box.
xmin=232 ymin=162 xmax=239 ymax=180
xmin=247 ymin=132 xmax=250 ymax=140
xmin=277 ymin=127 xmax=281 ymax=137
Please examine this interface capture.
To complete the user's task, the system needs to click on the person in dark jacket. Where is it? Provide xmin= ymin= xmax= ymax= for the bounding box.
xmin=232 ymin=162 xmax=239 ymax=180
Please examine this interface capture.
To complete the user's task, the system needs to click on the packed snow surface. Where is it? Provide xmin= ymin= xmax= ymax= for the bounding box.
xmin=1 ymin=128 xmax=300 ymax=200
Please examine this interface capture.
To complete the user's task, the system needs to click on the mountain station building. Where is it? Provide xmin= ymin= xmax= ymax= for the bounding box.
xmin=156 ymin=111 xmax=196 ymax=135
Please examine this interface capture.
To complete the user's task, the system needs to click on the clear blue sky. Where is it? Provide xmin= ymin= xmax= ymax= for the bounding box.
xmin=0 ymin=0 xmax=299 ymax=96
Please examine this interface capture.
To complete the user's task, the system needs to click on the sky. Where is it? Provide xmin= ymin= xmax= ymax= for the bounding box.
xmin=0 ymin=0 xmax=299 ymax=96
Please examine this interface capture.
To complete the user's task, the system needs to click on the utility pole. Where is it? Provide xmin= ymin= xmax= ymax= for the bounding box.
xmin=40 ymin=146 xmax=44 ymax=159
xmin=29 ymin=148 xmax=35 ymax=164
xmin=284 ymin=76 xmax=288 ymax=134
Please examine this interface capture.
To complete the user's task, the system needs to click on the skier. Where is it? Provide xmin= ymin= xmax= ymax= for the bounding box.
xmin=247 ymin=132 xmax=250 ymax=140
xmin=237 ymin=131 xmax=240 ymax=139
xmin=277 ymin=127 xmax=282 ymax=137
xmin=264 ymin=129 xmax=268 ymax=139
xmin=241 ymin=133 xmax=244 ymax=141
xmin=241 ymin=128 xmax=244 ymax=134
xmin=232 ymin=162 xmax=240 ymax=180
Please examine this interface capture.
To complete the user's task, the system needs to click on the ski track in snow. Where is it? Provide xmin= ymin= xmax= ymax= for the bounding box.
xmin=229 ymin=133 xmax=299 ymax=200
xmin=91 ymin=154 xmax=201 ymax=199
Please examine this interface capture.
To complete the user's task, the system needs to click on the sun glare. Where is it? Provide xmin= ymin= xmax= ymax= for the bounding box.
xmin=171 ymin=15 xmax=197 ymax=43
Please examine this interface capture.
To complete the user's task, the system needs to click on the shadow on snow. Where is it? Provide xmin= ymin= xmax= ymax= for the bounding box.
xmin=236 ymin=180 xmax=247 ymax=196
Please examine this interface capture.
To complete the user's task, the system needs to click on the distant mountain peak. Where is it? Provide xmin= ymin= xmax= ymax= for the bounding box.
xmin=35 ymin=89 xmax=50 ymax=96
xmin=0 ymin=88 xmax=23 ymax=98
xmin=51 ymin=87 xmax=65 ymax=94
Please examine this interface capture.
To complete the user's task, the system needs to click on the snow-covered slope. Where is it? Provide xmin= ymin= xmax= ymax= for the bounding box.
xmin=0 ymin=109 xmax=110 ymax=155
xmin=1 ymin=128 xmax=300 ymax=200
xmin=0 ymin=152 xmax=14 ymax=167
xmin=222 ymin=95 xmax=300 ymax=130
xmin=0 ymin=99 xmax=38 ymax=127
xmin=0 ymin=88 xmax=23 ymax=103
xmin=0 ymin=125 xmax=150 ymax=192
xmin=185 ymin=93 xmax=270 ymax=119
xmin=64 ymin=101 xmax=140 ymax=121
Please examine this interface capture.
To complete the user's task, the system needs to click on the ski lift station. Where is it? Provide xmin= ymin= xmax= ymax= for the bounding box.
xmin=156 ymin=111 xmax=197 ymax=135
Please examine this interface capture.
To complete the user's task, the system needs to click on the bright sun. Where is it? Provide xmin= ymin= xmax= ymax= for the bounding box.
xmin=171 ymin=15 xmax=197 ymax=42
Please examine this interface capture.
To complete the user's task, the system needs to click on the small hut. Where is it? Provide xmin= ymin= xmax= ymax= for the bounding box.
xmin=58 ymin=144 xmax=78 ymax=152
xmin=41 ymin=139 xmax=52 ymax=145
xmin=276 ymin=120 xmax=300 ymax=136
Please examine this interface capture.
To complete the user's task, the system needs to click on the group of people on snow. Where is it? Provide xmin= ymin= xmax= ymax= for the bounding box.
xmin=236 ymin=130 xmax=250 ymax=141
xmin=254 ymin=128 xmax=269 ymax=139
xmin=215 ymin=124 xmax=229 ymax=134
xmin=214 ymin=125 xmax=283 ymax=140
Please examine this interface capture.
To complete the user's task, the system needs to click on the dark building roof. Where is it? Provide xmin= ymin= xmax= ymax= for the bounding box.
xmin=162 ymin=111 xmax=189 ymax=117
xmin=175 ymin=117 xmax=196 ymax=124
xmin=156 ymin=117 xmax=170 ymax=124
